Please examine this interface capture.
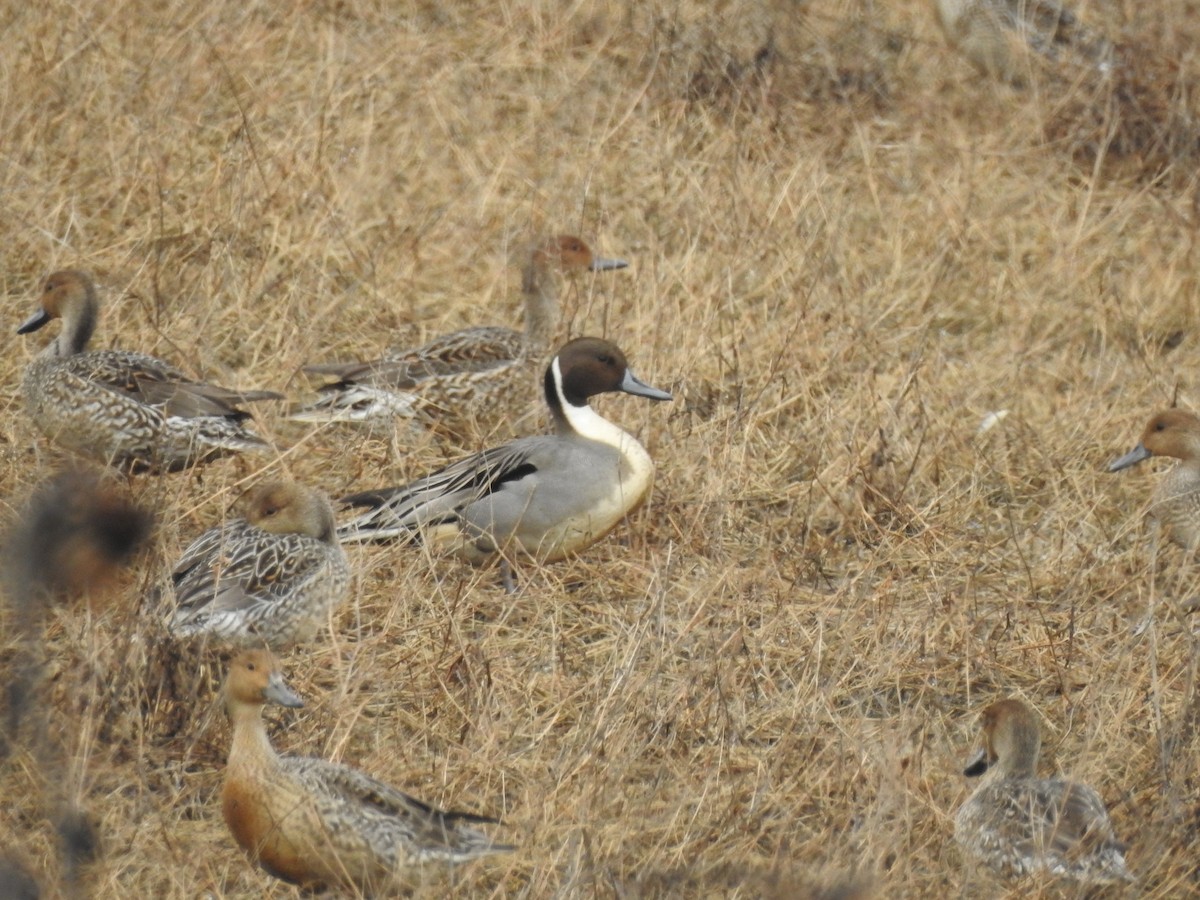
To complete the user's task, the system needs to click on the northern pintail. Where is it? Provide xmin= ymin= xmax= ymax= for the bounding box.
xmin=337 ymin=337 xmax=671 ymax=569
xmin=165 ymin=481 xmax=350 ymax=646
xmin=17 ymin=270 xmax=281 ymax=473
xmin=221 ymin=650 xmax=512 ymax=891
xmin=934 ymin=0 xmax=1111 ymax=85
xmin=1108 ymin=408 xmax=1200 ymax=551
xmin=955 ymin=698 xmax=1132 ymax=884
xmin=291 ymin=236 xmax=628 ymax=430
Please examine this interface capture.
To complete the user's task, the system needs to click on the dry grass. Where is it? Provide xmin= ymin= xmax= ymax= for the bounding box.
xmin=2 ymin=0 xmax=1200 ymax=896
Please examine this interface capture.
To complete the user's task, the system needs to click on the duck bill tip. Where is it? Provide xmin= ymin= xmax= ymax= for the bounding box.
xmin=265 ymin=675 xmax=305 ymax=709
xmin=1107 ymin=443 xmax=1151 ymax=473
xmin=17 ymin=309 xmax=52 ymax=335
xmin=619 ymin=369 xmax=672 ymax=402
xmin=589 ymin=256 xmax=629 ymax=272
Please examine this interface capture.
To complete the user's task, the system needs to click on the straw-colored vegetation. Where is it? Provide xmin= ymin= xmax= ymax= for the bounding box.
xmin=2 ymin=0 xmax=1200 ymax=896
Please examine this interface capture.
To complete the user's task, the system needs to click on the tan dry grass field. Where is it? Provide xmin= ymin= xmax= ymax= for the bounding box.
xmin=2 ymin=0 xmax=1200 ymax=896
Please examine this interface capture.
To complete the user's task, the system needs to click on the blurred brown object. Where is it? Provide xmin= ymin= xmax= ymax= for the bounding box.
xmin=1 ymin=469 xmax=151 ymax=898
xmin=0 ymin=852 xmax=40 ymax=900
xmin=3 ymin=469 xmax=153 ymax=747
xmin=933 ymin=0 xmax=1111 ymax=86
xmin=4 ymin=469 xmax=153 ymax=603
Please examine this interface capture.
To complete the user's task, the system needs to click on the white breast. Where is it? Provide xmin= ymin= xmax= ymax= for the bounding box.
xmin=538 ymin=397 xmax=656 ymax=560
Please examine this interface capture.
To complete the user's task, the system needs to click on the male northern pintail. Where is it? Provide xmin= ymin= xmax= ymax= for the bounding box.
xmin=17 ymin=270 xmax=280 ymax=473
xmin=291 ymin=236 xmax=628 ymax=431
xmin=164 ymin=481 xmax=350 ymax=646
xmin=337 ymin=337 xmax=671 ymax=570
xmin=1109 ymin=408 xmax=1200 ymax=552
xmin=934 ymin=0 xmax=1112 ymax=85
xmin=955 ymin=698 xmax=1132 ymax=884
xmin=221 ymin=650 xmax=512 ymax=891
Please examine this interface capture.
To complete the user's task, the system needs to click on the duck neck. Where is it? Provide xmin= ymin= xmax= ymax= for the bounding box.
xmin=993 ymin=735 xmax=1039 ymax=780
xmin=228 ymin=702 xmax=279 ymax=769
xmin=312 ymin=503 xmax=339 ymax=545
xmin=1178 ymin=435 xmax=1200 ymax=469
xmin=55 ymin=294 xmax=98 ymax=357
xmin=1167 ymin=456 xmax=1200 ymax=491
xmin=545 ymin=358 xmax=634 ymax=450
xmin=522 ymin=255 xmax=559 ymax=351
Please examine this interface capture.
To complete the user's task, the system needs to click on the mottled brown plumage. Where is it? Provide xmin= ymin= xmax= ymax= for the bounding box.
xmin=955 ymin=699 xmax=1132 ymax=884
xmin=164 ymin=481 xmax=349 ymax=647
xmin=934 ymin=0 xmax=1111 ymax=85
xmin=18 ymin=270 xmax=281 ymax=473
xmin=221 ymin=651 xmax=512 ymax=892
xmin=292 ymin=236 xmax=628 ymax=430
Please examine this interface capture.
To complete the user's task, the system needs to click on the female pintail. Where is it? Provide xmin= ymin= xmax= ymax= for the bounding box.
xmin=18 ymin=270 xmax=280 ymax=473
xmin=165 ymin=481 xmax=350 ymax=647
xmin=291 ymin=236 xmax=628 ymax=432
xmin=221 ymin=651 xmax=512 ymax=891
xmin=934 ymin=0 xmax=1112 ymax=85
xmin=955 ymin=698 xmax=1132 ymax=884
xmin=1108 ymin=408 xmax=1200 ymax=551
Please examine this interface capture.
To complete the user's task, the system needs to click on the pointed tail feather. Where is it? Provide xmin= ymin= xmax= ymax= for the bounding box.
xmin=229 ymin=389 xmax=285 ymax=403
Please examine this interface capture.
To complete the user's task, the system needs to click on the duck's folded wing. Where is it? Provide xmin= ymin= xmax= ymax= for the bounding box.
xmin=135 ymin=378 xmax=282 ymax=419
xmin=286 ymin=757 xmax=500 ymax=825
xmin=172 ymin=581 xmax=261 ymax=626
xmin=1045 ymin=781 xmax=1126 ymax=856
xmin=305 ymin=327 xmax=523 ymax=390
xmin=282 ymin=756 xmax=512 ymax=858
xmin=346 ymin=439 xmax=544 ymax=507
xmin=400 ymin=326 xmax=524 ymax=368
xmin=303 ymin=357 xmax=421 ymax=389
xmin=169 ymin=521 xmax=250 ymax=583
xmin=62 ymin=348 xmax=280 ymax=416
xmin=63 ymin=350 xmax=189 ymax=400
xmin=337 ymin=439 xmax=544 ymax=542
xmin=172 ymin=527 xmax=327 ymax=615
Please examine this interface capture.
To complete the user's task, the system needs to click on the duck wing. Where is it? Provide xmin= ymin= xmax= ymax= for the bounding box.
xmin=134 ymin=379 xmax=281 ymax=419
xmin=63 ymin=349 xmax=188 ymax=398
xmin=336 ymin=437 xmax=545 ymax=542
xmin=1042 ymin=781 xmax=1130 ymax=875
xmin=281 ymin=755 xmax=513 ymax=862
xmin=401 ymin=326 xmax=525 ymax=368
xmin=982 ymin=779 xmax=1130 ymax=882
xmin=170 ymin=523 xmax=330 ymax=622
xmin=64 ymin=349 xmax=280 ymax=417
xmin=304 ymin=327 xmax=524 ymax=390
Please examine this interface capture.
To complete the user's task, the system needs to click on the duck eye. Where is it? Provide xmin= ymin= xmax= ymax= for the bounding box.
xmin=598 ymin=354 xmax=613 ymax=365
xmin=1156 ymin=422 xmax=1167 ymax=431
xmin=246 ymin=662 xmax=257 ymax=671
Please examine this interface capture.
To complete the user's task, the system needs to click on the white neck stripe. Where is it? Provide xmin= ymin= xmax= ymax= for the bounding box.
xmin=553 ymin=357 xmax=636 ymax=451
